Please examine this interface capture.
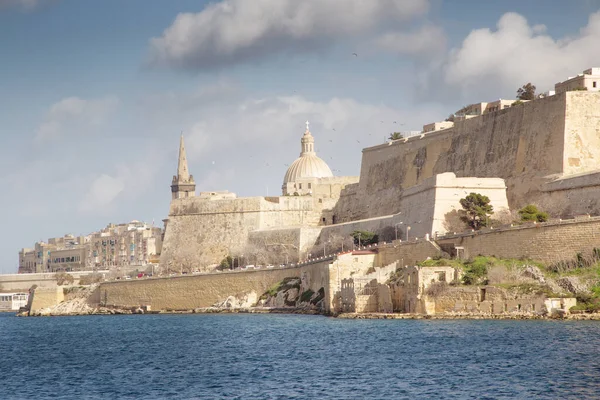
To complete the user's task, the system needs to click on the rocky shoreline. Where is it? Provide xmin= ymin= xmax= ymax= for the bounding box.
xmin=18 ymin=306 xmax=600 ymax=320
xmin=335 ymin=312 xmax=600 ymax=320
xmin=19 ymin=306 xmax=324 ymax=317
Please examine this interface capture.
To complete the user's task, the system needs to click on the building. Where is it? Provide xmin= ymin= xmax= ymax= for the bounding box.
xmin=0 ymin=292 xmax=29 ymax=311
xmin=19 ymin=222 xmax=162 ymax=273
xmin=555 ymin=68 xmax=600 ymax=94
xmin=88 ymin=221 xmax=163 ymax=269
xmin=422 ymin=121 xmax=454 ymax=133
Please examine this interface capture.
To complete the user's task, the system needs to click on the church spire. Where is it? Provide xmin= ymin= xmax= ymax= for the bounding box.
xmin=177 ymin=134 xmax=190 ymax=181
xmin=171 ymin=133 xmax=195 ymax=200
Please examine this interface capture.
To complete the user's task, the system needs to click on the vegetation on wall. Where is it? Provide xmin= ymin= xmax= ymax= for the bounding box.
xmin=216 ymin=255 xmax=240 ymax=271
xmin=351 ymin=230 xmax=378 ymax=246
xmin=458 ymin=193 xmax=493 ymax=230
xmin=517 ymin=82 xmax=536 ymax=100
xmin=518 ymin=204 xmax=549 ymax=223
xmin=388 ymin=132 xmax=404 ymax=141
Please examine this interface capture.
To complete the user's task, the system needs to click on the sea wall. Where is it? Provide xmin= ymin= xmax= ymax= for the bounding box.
xmin=96 ymin=262 xmax=331 ymax=312
xmin=0 ymin=270 xmax=111 ymax=292
xmin=28 ymin=287 xmax=64 ymax=312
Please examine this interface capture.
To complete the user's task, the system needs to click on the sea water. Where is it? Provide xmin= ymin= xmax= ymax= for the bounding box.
xmin=1 ymin=312 xmax=599 ymax=399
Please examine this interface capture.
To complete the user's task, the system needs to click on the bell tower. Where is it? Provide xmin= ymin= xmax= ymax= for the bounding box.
xmin=171 ymin=134 xmax=196 ymax=200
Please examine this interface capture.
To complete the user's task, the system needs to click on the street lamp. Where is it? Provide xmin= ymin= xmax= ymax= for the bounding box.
xmin=406 ymin=226 xmax=411 ymax=241
xmin=394 ymin=222 xmax=404 ymax=241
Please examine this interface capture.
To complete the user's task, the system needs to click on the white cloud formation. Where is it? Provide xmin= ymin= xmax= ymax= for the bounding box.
xmin=79 ymin=174 xmax=125 ymax=213
xmin=443 ymin=11 xmax=600 ymax=98
xmin=149 ymin=0 xmax=429 ymax=69
xmin=35 ymin=96 xmax=119 ymax=142
xmin=375 ymin=25 xmax=446 ymax=57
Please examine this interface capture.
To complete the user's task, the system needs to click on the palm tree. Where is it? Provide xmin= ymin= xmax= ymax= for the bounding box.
xmin=388 ymin=132 xmax=404 ymax=141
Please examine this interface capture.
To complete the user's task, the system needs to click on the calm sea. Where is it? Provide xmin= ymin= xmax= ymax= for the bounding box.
xmin=1 ymin=312 xmax=599 ymax=399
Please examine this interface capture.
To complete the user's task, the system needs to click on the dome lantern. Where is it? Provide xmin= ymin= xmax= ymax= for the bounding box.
xmin=282 ymin=122 xmax=333 ymax=193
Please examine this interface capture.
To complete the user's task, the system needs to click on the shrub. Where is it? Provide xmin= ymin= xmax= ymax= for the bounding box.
xmin=300 ymin=289 xmax=315 ymax=303
xmin=311 ymin=288 xmax=325 ymax=305
xmin=462 ymin=257 xmax=491 ymax=285
xmin=518 ymin=204 xmax=548 ymax=223
xmin=351 ymin=230 xmax=378 ymax=246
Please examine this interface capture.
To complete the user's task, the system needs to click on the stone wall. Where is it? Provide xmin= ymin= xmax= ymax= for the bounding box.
xmin=160 ymin=195 xmax=321 ymax=270
xmin=375 ymin=239 xmax=443 ymax=269
xmin=0 ymin=271 xmax=110 ymax=291
xmin=96 ymin=262 xmax=331 ymax=312
xmin=347 ymin=92 xmax=600 ymax=220
xmin=437 ymin=216 xmax=600 ymax=264
xmin=28 ymin=287 xmax=64 ymax=312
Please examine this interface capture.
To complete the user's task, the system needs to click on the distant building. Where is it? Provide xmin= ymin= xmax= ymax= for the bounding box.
xmin=555 ymin=68 xmax=600 ymax=94
xmin=18 ymin=221 xmax=162 ymax=273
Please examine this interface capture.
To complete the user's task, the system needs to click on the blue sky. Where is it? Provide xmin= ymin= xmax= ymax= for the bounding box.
xmin=2 ymin=0 xmax=600 ymax=273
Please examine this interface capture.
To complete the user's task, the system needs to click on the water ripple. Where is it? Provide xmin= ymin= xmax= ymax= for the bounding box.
xmin=2 ymin=314 xmax=600 ymax=399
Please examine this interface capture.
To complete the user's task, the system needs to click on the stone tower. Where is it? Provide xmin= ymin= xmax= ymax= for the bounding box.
xmin=171 ymin=134 xmax=196 ymax=200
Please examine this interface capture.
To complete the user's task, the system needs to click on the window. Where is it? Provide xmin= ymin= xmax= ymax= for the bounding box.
xmin=299 ymin=183 xmax=302 ymax=189
xmin=594 ymin=81 xmax=597 ymax=88
xmin=308 ymin=183 xmax=312 ymax=189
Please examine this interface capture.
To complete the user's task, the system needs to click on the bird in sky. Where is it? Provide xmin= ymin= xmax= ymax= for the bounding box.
xmin=352 ymin=53 xmax=358 ymax=57
xmin=356 ymin=140 xmax=361 ymax=143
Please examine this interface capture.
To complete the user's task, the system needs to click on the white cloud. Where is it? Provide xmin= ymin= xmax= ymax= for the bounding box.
xmin=375 ymin=25 xmax=446 ymax=57
xmin=149 ymin=0 xmax=429 ymax=69
xmin=442 ymin=11 xmax=600 ymax=98
xmin=35 ymin=96 xmax=119 ymax=142
xmin=79 ymin=174 xmax=125 ymax=213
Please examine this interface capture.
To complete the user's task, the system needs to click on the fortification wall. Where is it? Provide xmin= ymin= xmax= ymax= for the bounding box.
xmin=28 ymin=287 xmax=64 ymax=312
xmin=96 ymin=262 xmax=331 ymax=312
xmin=437 ymin=216 xmax=600 ymax=264
xmin=376 ymin=239 xmax=443 ymax=269
xmin=161 ymin=196 xmax=321 ymax=269
xmin=344 ymin=92 xmax=600 ymax=220
xmin=0 ymin=271 xmax=110 ymax=291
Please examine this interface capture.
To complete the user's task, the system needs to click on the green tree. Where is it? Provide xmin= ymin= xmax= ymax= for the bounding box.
xmin=351 ymin=230 xmax=378 ymax=246
xmin=459 ymin=193 xmax=493 ymax=230
xmin=517 ymin=83 xmax=536 ymax=100
xmin=518 ymin=204 xmax=548 ymax=223
xmin=217 ymin=255 xmax=239 ymax=271
xmin=388 ymin=132 xmax=404 ymax=141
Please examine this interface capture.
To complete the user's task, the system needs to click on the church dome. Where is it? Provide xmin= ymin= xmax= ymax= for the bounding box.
xmin=283 ymin=121 xmax=333 ymax=185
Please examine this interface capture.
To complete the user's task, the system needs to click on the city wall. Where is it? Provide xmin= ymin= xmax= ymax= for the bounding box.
xmin=0 ymin=270 xmax=111 ymax=292
xmin=341 ymin=92 xmax=600 ymax=220
xmin=95 ymin=262 xmax=331 ymax=312
xmin=160 ymin=195 xmax=321 ymax=269
xmin=436 ymin=216 xmax=600 ymax=264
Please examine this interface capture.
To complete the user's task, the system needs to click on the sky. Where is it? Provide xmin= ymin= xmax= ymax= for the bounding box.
xmin=2 ymin=0 xmax=600 ymax=273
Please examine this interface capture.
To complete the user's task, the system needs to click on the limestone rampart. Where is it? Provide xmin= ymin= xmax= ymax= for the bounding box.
xmin=0 ymin=270 xmax=110 ymax=291
xmin=160 ymin=195 xmax=322 ymax=269
xmin=347 ymin=92 xmax=600 ymax=219
xmin=436 ymin=215 xmax=600 ymax=264
xmin=96 ymin=262 xmax=331 ymax=312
